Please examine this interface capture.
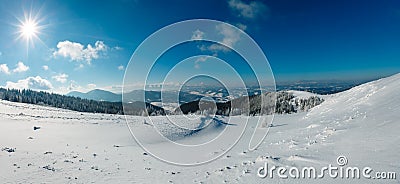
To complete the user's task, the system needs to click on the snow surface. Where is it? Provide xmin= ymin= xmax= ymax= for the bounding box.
xmin=286 ymin=90 xmax=324 ymax=99
xmin=1 ymin=73 xmax=399 ymax=183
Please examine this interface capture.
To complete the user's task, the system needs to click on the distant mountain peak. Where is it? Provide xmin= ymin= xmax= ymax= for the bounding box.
xmin=67 ymin=89 xmax=121 ymax=102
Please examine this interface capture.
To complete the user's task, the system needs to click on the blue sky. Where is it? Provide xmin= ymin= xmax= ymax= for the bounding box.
xmin=0 ymin=0 xmax=399 ymax=94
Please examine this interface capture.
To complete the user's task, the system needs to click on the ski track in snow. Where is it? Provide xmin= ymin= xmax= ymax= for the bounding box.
xmin=1 ymin=74 xmax=400 ymax=183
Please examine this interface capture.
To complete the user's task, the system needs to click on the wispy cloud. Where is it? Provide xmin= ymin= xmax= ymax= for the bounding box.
xmin=194 ymin=56 xmax=210 ymax=69
xmin=67 ymin=80 xmax=82 ymax=91
xmin=191 ymin=29 xmax=205 ymax=40
xmin=52 ymin=73 xmax=69 ymax=83
xmin=118 ymin=65 xmax=125 ymax=71
xmin=6 ymin=76 xmax=53 ymax=90
xmin=206 ymin=44 xmax=230 ymax=53
xmin=87 ymin=83 xmax=97 ymax=89
xmin=74 ymin=64 xmax=85 ymax=70
xmin=112 ymin=46 xmax=123 ymax=51
xmin=55 ymin=81 xmax=99 ymax=94
xmin=228 ymin=0 xmax=268 ymax=19
xmin=236 ymin=23 xmax=247 ymax=31
xmin=42 ymin=65 xmax=49 ymax=71
xmin=200 ymin=23 xmax=242 ymax=53
xmin=0 ymin=64 xmax=10 ymax=75
xmin=52 ymin=40 xmax=108 ymax=64
xmin=218 ymin=23 xmax=241 ymax=47
xmin=13 ymin=61 xmax=29 ymax=73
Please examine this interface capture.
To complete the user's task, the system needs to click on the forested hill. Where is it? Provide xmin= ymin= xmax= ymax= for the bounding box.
xmin=0 ymin=88 xmax=323 ymax=116
xmin=0 ymin=88 xmax=165 ymax=116
xmin=176 ymin=91 xmax=325 ymax=116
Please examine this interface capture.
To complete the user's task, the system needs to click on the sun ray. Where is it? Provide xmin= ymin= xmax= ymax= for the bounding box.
xmin=20 ymin=19 xmax=38 ymax=39
xmin=15 ymin=9 xmax=47 ymax=50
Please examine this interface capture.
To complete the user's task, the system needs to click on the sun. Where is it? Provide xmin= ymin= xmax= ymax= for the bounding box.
xmin=19 ymin=19 xmax=39 ymax=41
xmin=15 ymin=12 xmax=45 ymax=48
xmin=20 ymin=20 xmax=38 ymax=39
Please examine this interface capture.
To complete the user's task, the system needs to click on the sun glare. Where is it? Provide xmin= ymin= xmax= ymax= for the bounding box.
xmin=21 ymin=20 xmax=38 ymax=39
xmin=19 ymin=19 xmax=38 ymax=40
xmin=15 ymin=11 xmax=45 ymax=48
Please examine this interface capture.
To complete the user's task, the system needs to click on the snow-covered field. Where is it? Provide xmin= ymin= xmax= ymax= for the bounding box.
xmin=1 ymin=74 xmax=399 ymax=183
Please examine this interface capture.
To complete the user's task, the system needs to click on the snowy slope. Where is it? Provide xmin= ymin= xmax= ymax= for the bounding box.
xmin=287 ymin=90 xmax=325 ymax=99
xmin=0 ymin=73 xmax=399 ymax=183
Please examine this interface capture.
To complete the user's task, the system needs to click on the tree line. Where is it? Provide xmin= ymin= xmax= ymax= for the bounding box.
xmin=0 ymin=88 xmax=123 ymax=114
xmin=0 ymin=88 xmax=322 ymax=116
xmin=175 ymin=91 xmax=325 ymax=116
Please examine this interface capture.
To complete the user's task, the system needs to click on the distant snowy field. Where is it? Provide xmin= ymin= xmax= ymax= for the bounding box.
xmin=1 ymin=74 xmax=399 ymax=183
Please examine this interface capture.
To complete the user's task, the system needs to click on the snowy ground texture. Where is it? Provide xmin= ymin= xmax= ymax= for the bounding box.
xmin=1 ymin=73 xmax=399 ymax=183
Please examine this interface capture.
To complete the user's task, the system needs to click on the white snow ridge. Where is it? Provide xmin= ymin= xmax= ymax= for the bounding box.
xmin=0 ymin=73 xmax=399 ymax=183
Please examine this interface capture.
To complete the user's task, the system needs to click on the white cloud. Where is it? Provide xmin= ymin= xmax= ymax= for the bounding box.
xmin=52 ymin=73 xmax=69 ymax=83
xmin=13 ymin=61 xmax=29 ymax=73
xmin=207 ymin=44 xmax=231 ymax=53
xmin=0 ymin=64 xmax=10 ymax=74
xmin=53 ymin=40 xmax=108 ymax=64
xmin=197 ymin=45 xmax=207 ymax=52
xmin=112 ymin=46 xmax=123 ymax=50
xmin=87 ymin=83 xmax=97 ymax=89
xmin=218 ymin=23 xmax=241 ymax=47
xmin=191 ymin=29 xmax=205 ymax=40
xmin=106 ymin=85 xmax=123 ymax=93
xmin=118 ymin=65 xmax=125 ymax=71
xmin=6 ymin=76 xmax=53 ymax=90
xmin=67 ymin=80 xmax=82 ymax=91
xmin=228 ymin=0 xmax=267 ymax=19
xmin=236 ymin=23 xmax=247 ymax=31
xmin=199 ymin=24 xmax=241 ymax=53
xmin=43 ymin=65 xmax=49 ymax=71
xmin=66 ymin=81 xmax=96 ymax=93
xmin=1 ymin=62 xmax=30 ymax=74
xmin=74 ymin=64 xmax=85 ymax=70
xmin=54 ymin=80 xmax=82 ymax=94
xmin=54 ymin=81 xmax=99 ymax=94
xmin=194 ymin=56 xmax=209 ymax=69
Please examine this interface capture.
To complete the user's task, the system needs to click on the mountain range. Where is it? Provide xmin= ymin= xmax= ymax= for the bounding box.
xmin=67 ymin=89 xmax=121 ymax=102
xmin=67 ymin=89 xmax=205 ymax=103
